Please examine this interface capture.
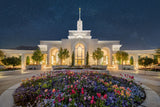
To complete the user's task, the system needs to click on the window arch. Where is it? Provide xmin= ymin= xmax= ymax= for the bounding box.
xmin=50 ymin=48 xmax=59 ymax=65
xmin=75 ymin=43 xmax=85 ymax=65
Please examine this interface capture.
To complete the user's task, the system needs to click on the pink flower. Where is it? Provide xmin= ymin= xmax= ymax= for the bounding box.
xmin=90 ymin=100 xmax=94 ymax=104
xmin=69 ymin=98 xmax=72 ymax=102
xmin=58 ymin=99 xmax=61 ymax=102
xmin=36 ymin=96 xmax=38 ymax=100
xmin=39 ymin=95 xmax=42 ymax=98
xmin=103 ymin=94 xmax=107 ymax=99
xmin=84 ymin=97 xmax=86 ymax=100
xmin=88 ymin=96 xmax=91 ymax=100
xmin=92 ymin=96 xmax=94 ymax=100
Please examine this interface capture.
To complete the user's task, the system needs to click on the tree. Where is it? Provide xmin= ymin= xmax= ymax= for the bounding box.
xmin=32 ymin=49 xmax=43 ymax=64
xmin=115 ymin=51 xmax=128 ymax=65
xmin=71 ymin=51 xmax=75 ymax=66
xmin=86 ymin=51 xmax=89 ymax=66
xmin=58 ymin=48 xmax=70 ymax=65
xmin=1 ymin=56 xmax=21 ymax=68
xmin=92 ymin=48 xmax=104 ymax=65
xmin=138 ymin=57 xmax=153 ymax=68
xmin=26 ymin=56 xmax=30 ymax=65
xmin=130 ymin=56 xmax=134 ymax=65
xmin=0 ymin=50 xmax=4 ymax=65
xmin=0 ymin=50 xmax=4 ymax=59
xmin=155 ymin=48 xmax=160 ymax=64
xmin=155 ymin=48 xmax=160 ymax=58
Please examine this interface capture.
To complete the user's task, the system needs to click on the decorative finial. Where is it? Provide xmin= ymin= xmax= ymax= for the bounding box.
xmin=79 ymin=8 xmax=81 ymax=20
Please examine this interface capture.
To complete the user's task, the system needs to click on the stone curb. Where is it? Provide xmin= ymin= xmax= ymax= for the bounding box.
xmin=0 ymin=82 xmax=160 ymax=107
xmin=139 ymin=85 xmax=160 ymax=107
xmin=0 ymin=83 xmax=20 ymax=107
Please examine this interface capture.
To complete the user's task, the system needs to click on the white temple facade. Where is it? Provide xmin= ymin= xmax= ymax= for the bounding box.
xmin=0 ymin=8 xmax=158 ymax=70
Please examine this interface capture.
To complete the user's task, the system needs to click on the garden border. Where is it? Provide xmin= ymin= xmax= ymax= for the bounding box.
xmin=0 ymin=82 xmax=160 ymax=107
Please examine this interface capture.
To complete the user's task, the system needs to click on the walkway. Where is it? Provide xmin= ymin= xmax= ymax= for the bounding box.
xmin=109 ymin=69 xmax=160 ymax=96
xmin=0 ymin=70 xmax=46 ymax=95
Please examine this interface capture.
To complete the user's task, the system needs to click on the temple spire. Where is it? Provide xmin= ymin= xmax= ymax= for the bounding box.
xmin=79 ymin=8 xmax=81 ymax=20
xmin=77 ymin=8 xmax=83 ymax=31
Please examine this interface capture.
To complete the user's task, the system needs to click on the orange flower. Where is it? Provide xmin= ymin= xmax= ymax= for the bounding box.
xmin=44 ymin=89 xmax=48 ymax=92
xmin=126 ymin=91 xmax=131 ymax=97
xmin=52 ymin=88 xmax=56 ymax=93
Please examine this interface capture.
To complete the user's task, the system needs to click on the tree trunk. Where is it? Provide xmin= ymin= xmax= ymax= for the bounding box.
xmin=61 ymin=59 xmax=62 ymax=65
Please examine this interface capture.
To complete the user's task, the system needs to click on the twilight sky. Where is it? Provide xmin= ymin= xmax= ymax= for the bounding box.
xmin=0 ymin=0 xmax=160 ymax=50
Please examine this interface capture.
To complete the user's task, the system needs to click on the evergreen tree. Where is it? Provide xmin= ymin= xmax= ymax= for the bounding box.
xmin=26 ymin=56 xmax=30 ymax=65
xmin=71 ymin=51 xmax=75 ymax=66
xmin=86 ymin=51 xmax=89 ymax=66
xmin=130 ymin=56 xmax=134 ymax=65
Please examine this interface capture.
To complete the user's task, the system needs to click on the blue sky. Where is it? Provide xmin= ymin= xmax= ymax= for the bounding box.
xmin=0 ymin=0 xmax=160 ymax=49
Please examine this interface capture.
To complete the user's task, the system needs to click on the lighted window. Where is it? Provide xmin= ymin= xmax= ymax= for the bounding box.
xmin=75 ymin=43 xmax=85 ymax=65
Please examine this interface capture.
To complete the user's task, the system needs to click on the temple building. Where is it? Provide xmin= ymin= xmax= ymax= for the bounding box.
xmin=0 ymin=9 xmax=158 ymax=70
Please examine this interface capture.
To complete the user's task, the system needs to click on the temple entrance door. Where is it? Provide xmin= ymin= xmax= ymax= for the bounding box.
xmin=75 ymin=43 xmax=85 ymax=66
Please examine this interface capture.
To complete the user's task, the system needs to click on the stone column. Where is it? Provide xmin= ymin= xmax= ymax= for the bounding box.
xmin=47 ymin=51 xmax=50 ymax=66
xmin=109 ymin=50 xmax=112 ymax=66
xmin=134 ymin=54 xmax=139 ymax=69
xmin=21 ymin=53 xmax=26 ymax=72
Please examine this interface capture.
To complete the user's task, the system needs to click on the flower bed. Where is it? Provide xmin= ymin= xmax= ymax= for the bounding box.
xmin=13 ymin=71 xmax=145 ymax=107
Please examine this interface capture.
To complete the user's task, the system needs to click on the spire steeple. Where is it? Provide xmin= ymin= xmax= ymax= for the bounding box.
xmin=79 ymin=8 xmax=81 ymax=20
xmin=77 ymin=8 xmax=83 ymax=31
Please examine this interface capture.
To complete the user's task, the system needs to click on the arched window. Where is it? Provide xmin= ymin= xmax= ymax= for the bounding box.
xmin=50 ymin=48 xmax=59 ymax=65
xmin=102 ymin=48 xmax=109 ymax=65
xmin=75 ymin=43 xmax=85 ymax=65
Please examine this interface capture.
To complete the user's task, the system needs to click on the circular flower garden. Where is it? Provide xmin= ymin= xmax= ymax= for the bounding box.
xmin=13 ymin=71 xmax=145 ymax=107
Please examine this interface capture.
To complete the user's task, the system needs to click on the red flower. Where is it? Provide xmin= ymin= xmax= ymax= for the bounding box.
xmin=71 ymin=89 xmax=76 ymax=94
xmin=103 ymin=94 xmax=107 ymax=99
xmin=97 ymin=93 xmax=101 ymax=98
xmin=81 ymin=90 xmax=84 ymax=94
xmin=117 ymin=90 xmax=121 ymax=95
xmin=130 ymin=76 xmax=134 ymax=79
xmin=81 ymin=87 xmax=84 ymax=94
xmin=127 ymin=88 xmax=132 ymax=92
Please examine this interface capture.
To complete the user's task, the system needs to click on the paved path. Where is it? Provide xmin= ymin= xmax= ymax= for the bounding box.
xmin=0 ymin=70 xmax=47 ymax=95
xmin=109 ymin=69 xmax=160 ymax=96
